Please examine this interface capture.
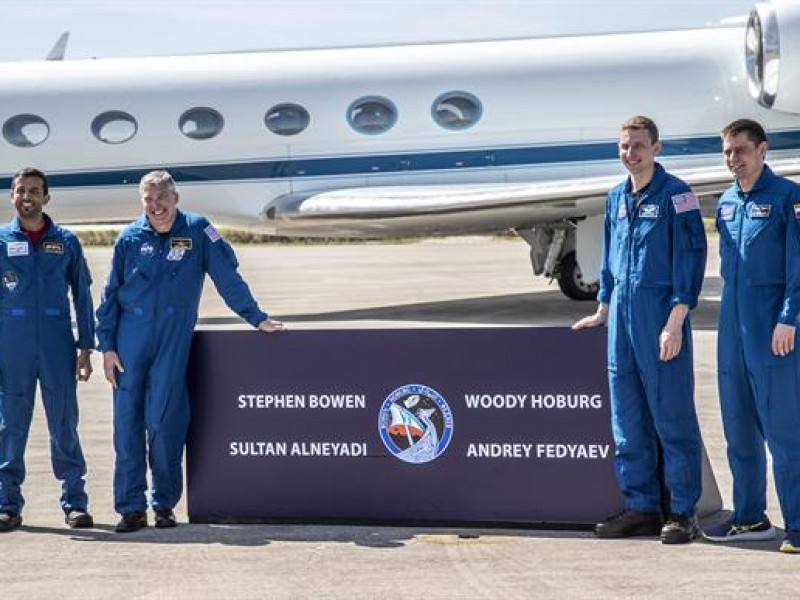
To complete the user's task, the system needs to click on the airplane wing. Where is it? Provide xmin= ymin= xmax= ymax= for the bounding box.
xmin=265 ymin=157 xmax=800 ymax=236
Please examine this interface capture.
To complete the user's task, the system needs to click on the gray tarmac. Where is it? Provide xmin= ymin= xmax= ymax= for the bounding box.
xmin=4 ymin=236 xmax=800 ymax=599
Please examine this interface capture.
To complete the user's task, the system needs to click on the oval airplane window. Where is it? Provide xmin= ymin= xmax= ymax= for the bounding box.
xmin=3 ymin=114 xmax=50 ymax=147
xmin=347 ymin=97 xmax=397 ymax=135
xmin=179 ymin=107 xmax=224 ymax=140
xmin=265 ymin=103 xmax=310 ymax=136
xmin=432 ymin=92 xmax=482 ymax=130
xmin=91 ymin=110 xmax=138 ymax=144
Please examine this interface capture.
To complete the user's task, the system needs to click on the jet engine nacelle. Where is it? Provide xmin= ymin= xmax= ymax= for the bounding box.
xmin=747 ymin=0 xmax=800 ymax=113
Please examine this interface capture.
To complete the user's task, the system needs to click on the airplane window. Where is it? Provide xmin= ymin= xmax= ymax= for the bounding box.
xmin=432 ymin=92 xmax=482 ymax=130
xmin=264 ymin=103 xmax=310 ymax=136
xmin=3 ymin=114 xmax=50 ymax=147
xmin=179 ymin=107 xmax=224 ymax=140
xmin=91 ymin=110 xmax=138 ymax=144
xmin=347 ymin=97 xmax=397 ymax=135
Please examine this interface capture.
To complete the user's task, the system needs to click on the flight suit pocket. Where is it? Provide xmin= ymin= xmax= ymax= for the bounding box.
xmin=743 ymin=214 xmax=774 ymax=246
xmin=766 ymin=362 xmax=800 ymax=429
xmin=684 ymin=216 xmax=706 ymax=250
xmin=44 ymin=307 xmax=69 ymax=321
xmin=633 ymin=217 xmax=661 ymax=245
xmin=118 ymin=265 xmax=153 ymax=307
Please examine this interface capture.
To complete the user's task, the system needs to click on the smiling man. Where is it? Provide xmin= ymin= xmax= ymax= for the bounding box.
xmin=703 ymin=119 xmax=800 ymax=554
xmin=96 ymin=170 xmax=285 ymax=533
xmin=0 ymin=167 xmax=95 ymax=532
xmin=573 ymin=116 xmax=707 ymax=544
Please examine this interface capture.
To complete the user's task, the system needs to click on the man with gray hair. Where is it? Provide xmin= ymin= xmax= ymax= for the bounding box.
xmin=96 ymin=170 xmax=284 ymax=533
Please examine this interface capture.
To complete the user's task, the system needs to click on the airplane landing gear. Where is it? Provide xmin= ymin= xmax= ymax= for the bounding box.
xmin=556 ymin=251 xmax=598 ymax=301
xmin=518 ymin=223 xmax=599 ymax=301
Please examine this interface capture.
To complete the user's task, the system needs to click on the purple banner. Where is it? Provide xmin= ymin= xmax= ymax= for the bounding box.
xmin=186 ymin=327 xmax=622 ymax=526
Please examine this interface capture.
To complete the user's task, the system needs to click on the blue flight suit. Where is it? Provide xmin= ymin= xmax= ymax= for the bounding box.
xmin=716 ymin=165 xmax=800 ymax=531
xmin=598 ymin=163 xmax=707 ymax=517
xmin=0 ymin=214 xmax=94 ymax=515
xmin=96 ymin=210 xmax=268 ymax=515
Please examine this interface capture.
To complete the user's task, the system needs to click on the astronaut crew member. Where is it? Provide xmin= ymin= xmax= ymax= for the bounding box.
xmin=96 ymin=170 xmax=284 ymax=533
xmin=574 ymin=116 xmax=707 ymax=544
xmin=702 ymin=119 xmax=800 ymax=554
xmin=0 ymin=167 xmax=95 ymax=532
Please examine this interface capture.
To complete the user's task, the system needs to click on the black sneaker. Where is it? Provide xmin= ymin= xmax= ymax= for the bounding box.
xmin=703 ymin=517 xmax=777 ymax=542
xmin=115 ymin=510 xmax=147 ymax=533
xmin=660 ymin=514 xmax=699 ymax=544
xmin=65 ymin=510 xmax=94 ymax=529
xmin=154 ymin=509 xmax=177 ymax=529
xmin=0 ymin=512 xmax=22 ymax=532
xmin=595 ymin=510 xmax=663 ymax=538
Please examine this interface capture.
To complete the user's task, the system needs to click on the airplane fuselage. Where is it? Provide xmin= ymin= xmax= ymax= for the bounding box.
xmin=2 ymin=24 xmax=797 ymax=234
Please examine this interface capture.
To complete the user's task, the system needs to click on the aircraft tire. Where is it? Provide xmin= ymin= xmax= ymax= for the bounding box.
xmin=557 ymin=251 xmax=598 ymax=301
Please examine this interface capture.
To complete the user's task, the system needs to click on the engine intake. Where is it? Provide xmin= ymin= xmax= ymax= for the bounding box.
xmin=746 ymin=1 xmax=800 ymax=113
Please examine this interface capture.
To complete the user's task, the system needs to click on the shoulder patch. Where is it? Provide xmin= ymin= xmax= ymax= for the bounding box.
xmin=204 ymin=224 xmax=221 ymax=243
xmin=671 ymin=192 xmax=699 ymax=214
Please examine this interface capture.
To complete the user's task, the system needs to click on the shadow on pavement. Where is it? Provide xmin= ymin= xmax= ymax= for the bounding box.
xmin=199 ymin=279 xmax=722 ymax=331
xmin=17 ymin=523 xmax=601 ymax=549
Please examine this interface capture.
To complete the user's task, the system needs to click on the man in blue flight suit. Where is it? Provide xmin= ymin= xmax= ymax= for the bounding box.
xmin=573 ymin=116 xmax=707 ymax=544
xmin=0 ymin=167 xmax=95 ymax=532
xmin=702 ymin=119 xmax=800 ymax=554
xmin=97 ymin=170 xmax=284 ymax=533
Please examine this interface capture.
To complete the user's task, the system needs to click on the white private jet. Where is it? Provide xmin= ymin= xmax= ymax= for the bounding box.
xmin=1 ymin=0 xmax=799 ymax=299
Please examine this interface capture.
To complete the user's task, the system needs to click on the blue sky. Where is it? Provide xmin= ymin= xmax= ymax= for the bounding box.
xmin=1 ymin=0 xmax=757 ymax=61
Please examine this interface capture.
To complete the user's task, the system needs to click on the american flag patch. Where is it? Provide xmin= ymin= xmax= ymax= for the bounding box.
xmin=720 ymin=204 xmax=736 ymax=221
xmin=794 ymin=203 xmax=800 ymax=219
xmin=671 ymin=192 xmax=699 ymax=214
xmin=204 ymin=224 xmax=221 ymax=242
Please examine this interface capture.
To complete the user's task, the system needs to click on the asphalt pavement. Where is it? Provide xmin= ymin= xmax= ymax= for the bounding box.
xmin=3 ymin=236 xmax=799 ymax=599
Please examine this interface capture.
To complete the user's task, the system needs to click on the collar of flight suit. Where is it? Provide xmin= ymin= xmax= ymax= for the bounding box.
xmin=734 ymin=164 xmax=776 ymax=197
xmin=623 ymin=162 xmax=667 ymax=199
xmin=9 ymin=212 xmax=53 ymax=238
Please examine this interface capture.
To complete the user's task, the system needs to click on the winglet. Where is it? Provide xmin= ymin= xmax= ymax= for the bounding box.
xmin=46 ymin=32 xmax=70 ymax=61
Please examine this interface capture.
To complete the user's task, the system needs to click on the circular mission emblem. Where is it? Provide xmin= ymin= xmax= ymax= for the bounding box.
xmin=378 ymin=384 xmax=453 ymax=464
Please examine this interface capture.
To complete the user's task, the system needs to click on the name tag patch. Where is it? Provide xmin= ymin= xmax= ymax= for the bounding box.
xmin=639 ymin=204 xmax=659 ymax=219
xmin=170 ymin=238 xmax=192 ymax=250
xmin=749 ymin=204 xmax=772 ymax=219
xmin=720 ymin=204 xmax=737 ymax=221
xmin=166 ymin=248 xmax=185 ymax=261
xmin=7 ymin=241 xmax=29 ymax=257
xmin=43 ymin=241 xmax=64 ymax=254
